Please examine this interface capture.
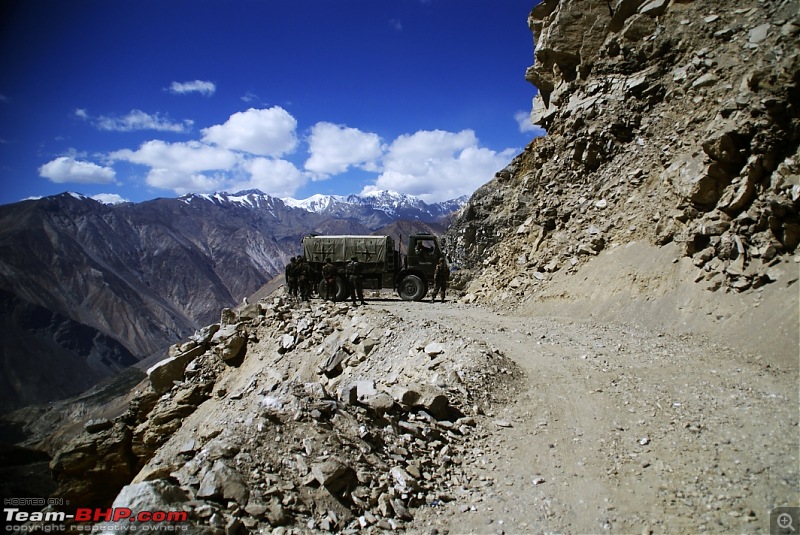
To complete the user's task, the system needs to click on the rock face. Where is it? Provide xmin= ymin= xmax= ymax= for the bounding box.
xmin=446 ymin=0 xmax=800 ymax=300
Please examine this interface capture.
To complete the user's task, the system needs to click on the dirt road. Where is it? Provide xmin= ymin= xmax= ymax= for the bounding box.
xmin=371 ymin=299 xmax=799 ymax=534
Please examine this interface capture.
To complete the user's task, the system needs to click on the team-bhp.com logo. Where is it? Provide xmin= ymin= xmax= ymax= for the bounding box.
xmin=4 ymin=501 xmax=188 ymax=532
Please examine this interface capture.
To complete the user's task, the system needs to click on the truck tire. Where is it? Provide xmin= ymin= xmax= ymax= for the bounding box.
xmin=399 ymin=274 xmax=426 ymax=301
xmin=334 ymin=276 xmax=349 ymax=301
xmin=318 ymin=276 xmax=349 ymax=301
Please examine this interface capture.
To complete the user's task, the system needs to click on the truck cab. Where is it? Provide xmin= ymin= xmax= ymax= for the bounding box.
xmin=396 ymin=234 xmax=447 ymax=301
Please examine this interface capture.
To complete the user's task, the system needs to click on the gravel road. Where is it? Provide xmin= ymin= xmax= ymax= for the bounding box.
xmin=373 ymin=299 xmax=799 ymax=534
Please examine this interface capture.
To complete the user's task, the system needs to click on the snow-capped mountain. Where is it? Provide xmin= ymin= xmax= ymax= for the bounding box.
xmin=283 ymin=190 xmax=468 ymax=226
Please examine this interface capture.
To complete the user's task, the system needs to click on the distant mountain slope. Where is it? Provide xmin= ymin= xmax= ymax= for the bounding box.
xmin=0 ymin=289 xmax=138 ymax=412
xmin=0 ymin=189 xmax=466 ymax=412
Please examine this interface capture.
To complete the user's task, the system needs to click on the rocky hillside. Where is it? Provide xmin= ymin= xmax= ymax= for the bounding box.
xmin=446 ymin=0 xmax=799 ymax=305
xmin=28 ymin=296 xmax=520 ymax=532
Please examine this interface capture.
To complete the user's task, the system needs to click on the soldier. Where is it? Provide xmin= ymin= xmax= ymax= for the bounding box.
xmin=297 ymin=257 xmax=311 ymax=301
xmin=321 ymin=257 xmax=337 ymax=301
xmin=432 ymin=257 xmax=449 ymax=302
xmin=415 ymin=240 xmax=433 ymax=261
xmin=285 ymin=257 xmax=299 ymax=300
xmin=346 ymin=256 xmax=367 ymax=306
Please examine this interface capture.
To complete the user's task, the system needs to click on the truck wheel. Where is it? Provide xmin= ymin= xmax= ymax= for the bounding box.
xmin=318 ymin=276 xmax=349 ymax=301
xmin=334 ymin=276 xmax=349 ymax=301
xmin=399 ymin=275 xmax=426 ymax=301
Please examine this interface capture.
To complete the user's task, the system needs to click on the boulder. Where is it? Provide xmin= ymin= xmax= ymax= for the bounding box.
xmin=390 ymin=466 xmax=419 ymax=493
xmin=190 ymin=324 xmax=220 ymax=346
xmin=639 ymin=0 xmax=669 ymax=17
xmin=320 ymin=347 xmax=348 ymax=377
xmin=50 ymin=423 xmax=135 ymax=507
xmin=424 ymin=342 xmax=445 ymax=356
xmin=147 ymin=345 xmax=206 ymax=395
xmin=339 ymin=380 xmax=377 ymax=405
xmin=197 ymin=460 xmax=249 ymax=505
xmin=219 ymin=333 xmax=246 ymax=362
xmin=238 ymin=302 xmax=261 ymax=321
xmin=97 ymin=480 xmax=189 ymax=528
xmin=279 ymin=334 xmax=296 ymax=353
xmin=361 ymin=392 xmax=395 ymax=415
xmin=84 ymin=418 xmax=113 ymax=433
xmin=663 ymin=152 xmax=731 ymax=206
xmin=390 ymin=385 xmax=451 ymax=420
xmin=311 ymin=459 xmax=357 ymax=494
xmin=220 ymin=308 xmax=237 ymax=325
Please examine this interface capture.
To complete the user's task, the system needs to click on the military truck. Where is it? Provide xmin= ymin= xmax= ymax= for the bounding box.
xmin=301 ymin=233 xmax=446 ymax=301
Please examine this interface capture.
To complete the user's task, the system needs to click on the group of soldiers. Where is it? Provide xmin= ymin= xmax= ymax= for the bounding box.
xmin=285 ymin=254 xmax=449 ymax=303
xmin=284 ymin=256 xmax=312 ymax=301
xmin=285 ymin=256 xmax=368 ymax=305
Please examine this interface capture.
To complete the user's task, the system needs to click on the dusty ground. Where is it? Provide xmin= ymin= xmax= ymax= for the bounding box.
xmin=364 ymin=288 xmax=798 ymax=533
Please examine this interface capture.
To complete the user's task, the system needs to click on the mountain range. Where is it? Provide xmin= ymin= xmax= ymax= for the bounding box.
xmin=0 ymin=189 xmax=465 ymax=413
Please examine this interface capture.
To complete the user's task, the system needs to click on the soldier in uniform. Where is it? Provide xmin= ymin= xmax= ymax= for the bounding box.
xmin=432 ymin=257 xmax=449 ymax=302
xmin=297 ymin=257 xmax=311 ymax=301
xmin=285 ymin=257 xmax=299 ymax=300
xmin=345 ymin=256 xmax=367 ymax=306
xmin=321 ymin=257 xmax=338 ymax=301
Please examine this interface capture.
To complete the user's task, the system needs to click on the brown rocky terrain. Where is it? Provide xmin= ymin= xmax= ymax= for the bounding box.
xmin=3 ymin=0 xmax=799 ymax=533
xmin=19 ymin=281 xmax=794 ymax=533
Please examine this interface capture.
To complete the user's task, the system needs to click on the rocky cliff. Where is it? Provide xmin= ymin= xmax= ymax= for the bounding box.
xmin=446 ymin=0 xmax=799 ymax=303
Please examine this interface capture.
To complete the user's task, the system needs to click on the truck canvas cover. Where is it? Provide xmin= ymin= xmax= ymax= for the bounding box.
xmin=303 ymin=235 xmax=393 ymax=264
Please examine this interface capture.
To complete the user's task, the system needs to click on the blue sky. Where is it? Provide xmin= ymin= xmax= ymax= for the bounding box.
xmin=0 ymin=0 xmax=544 ymax=205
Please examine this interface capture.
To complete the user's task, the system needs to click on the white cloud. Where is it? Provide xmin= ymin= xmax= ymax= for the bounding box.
xmin=515 ymin=110 xmax=547 ymax=136
xmin=168 ymin=80 xmax=216 ymax=96
xmin=92 ymin=193 xmax=128 ymax=204
xmin=235 ymin=158 xmax=308 ymax=197
xmin=363 ymin=129 xmax=517 ymax=203
xmin=38 ymin=156 xmax=116 ymax=184
xmin=110 ymin=140 xmax=238 ymax=194
xmin=111 ymin=140 xmax=238 ymax=174
xmin=110 ymin=138 xmax=310 ymax=197
xmin=77 ymin=108 xmax=193 ymax=133
xmin=305 ymin=122 xmax=383 ymax=178
xmin=241 ymin=92 xmax=259 ymax=103
xmin=144 ymin=168 xmax=226 ymax=194
xmin=201 ymin=107 xmax=298 ymax=157
xmin=54 ymin=102 xmax=518 ymax=202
